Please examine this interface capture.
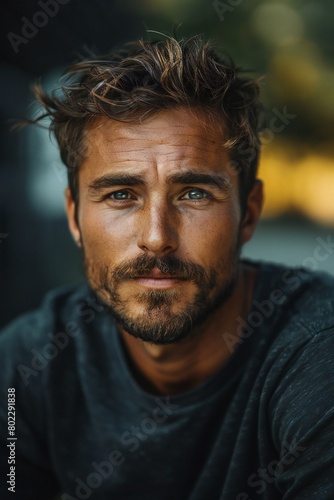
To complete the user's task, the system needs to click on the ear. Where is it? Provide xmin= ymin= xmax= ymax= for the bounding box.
xmin=240 ymin=180 xmax=264 ymax=244
xmin=65 ymin=187 xmax=82 ymax=247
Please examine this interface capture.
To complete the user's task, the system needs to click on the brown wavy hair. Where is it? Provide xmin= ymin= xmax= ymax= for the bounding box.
xmin=31 ymin=35 xmax=262 ymax=211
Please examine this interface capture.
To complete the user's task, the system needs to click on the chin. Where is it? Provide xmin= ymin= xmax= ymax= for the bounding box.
xmin=107 ymin=276 xmax=237 ymax=345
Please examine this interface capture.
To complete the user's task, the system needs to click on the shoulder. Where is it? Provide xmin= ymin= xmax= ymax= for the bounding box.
xmin=0 ymin=283 xmax=109 ymax=384
xmin=0 ymin=283 xmax=91 ymax=347
xmin=253 ymin=260 xmax=334 ymax=337
xmin=247 ymin=260 xmax=334 ymax=411
xmin=251 ymin=262 xmax=334 ymax=442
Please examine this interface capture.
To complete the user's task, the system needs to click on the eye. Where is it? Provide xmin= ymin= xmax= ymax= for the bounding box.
xmin=182 ymin=188 xmax=208 ymax=200
xmin=109 ymin=190 xmax=132 ymax=200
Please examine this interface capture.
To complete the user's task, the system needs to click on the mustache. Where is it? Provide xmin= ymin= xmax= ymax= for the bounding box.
xmin=110 ymin=254 xmax=209 ymax=285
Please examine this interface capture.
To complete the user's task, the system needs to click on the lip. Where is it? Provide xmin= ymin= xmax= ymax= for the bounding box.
xmin=131 ymin=270 xmax=186 ymax=289
xmin=133 ymin=277 xmax=184 ymax=289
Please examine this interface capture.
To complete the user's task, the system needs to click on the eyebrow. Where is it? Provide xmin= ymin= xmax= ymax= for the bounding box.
xmin=166 ymin=171 xmax=230 ymax=190
xmin=88 ymin=174 xmax=145 ymax=192
xmin=88 ymin=170 xmax=230 ymax=193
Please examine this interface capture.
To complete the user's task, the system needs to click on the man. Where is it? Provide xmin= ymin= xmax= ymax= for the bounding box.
xmin=0 ymin=35 xmax=333 ymax=500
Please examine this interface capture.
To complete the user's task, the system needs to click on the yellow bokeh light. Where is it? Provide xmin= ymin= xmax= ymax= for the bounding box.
xmin=259 ymin=142 xmax=334 ymax=225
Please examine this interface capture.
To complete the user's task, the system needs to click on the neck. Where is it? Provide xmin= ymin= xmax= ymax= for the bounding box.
xmin=119 ymin=262 xmax=257 ymax=396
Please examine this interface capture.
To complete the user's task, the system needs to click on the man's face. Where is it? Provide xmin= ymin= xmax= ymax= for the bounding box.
xmin=66 ymin=108 xmax=261 ymax=344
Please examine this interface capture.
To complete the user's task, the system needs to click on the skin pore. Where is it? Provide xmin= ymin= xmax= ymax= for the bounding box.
xmin=65 ymin=107 xmax=263 ymax=396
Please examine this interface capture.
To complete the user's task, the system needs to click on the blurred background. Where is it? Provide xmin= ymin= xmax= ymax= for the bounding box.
xmin=0 ymin=0 xmax=333 ymax=327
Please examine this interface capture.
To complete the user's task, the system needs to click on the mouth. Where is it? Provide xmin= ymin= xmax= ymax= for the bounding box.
xmin=131 ymin=269 xmax=187 ymax=289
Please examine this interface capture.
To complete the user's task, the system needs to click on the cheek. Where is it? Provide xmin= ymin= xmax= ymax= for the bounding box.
xmin=79 ymin=210 xmax=133 ymax=262
xmin=181 ymin=204 xmax=241 ymax=263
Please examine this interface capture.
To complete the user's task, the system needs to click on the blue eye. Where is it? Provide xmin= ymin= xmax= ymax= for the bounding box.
xmin=184 ymin=189 xmax=207 ymax=200
xmin=111 ymin=190 xmax=131 ymax=200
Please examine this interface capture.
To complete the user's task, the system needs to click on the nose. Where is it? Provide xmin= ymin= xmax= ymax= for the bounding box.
xmin=137 ymin=200 xmax=179 ymax=256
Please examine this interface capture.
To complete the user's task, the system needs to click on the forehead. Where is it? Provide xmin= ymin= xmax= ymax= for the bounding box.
xmin=81 ymin=107 xmax=230 ymax=176
xmin=85 ymin=108 xmax=227 ymax=156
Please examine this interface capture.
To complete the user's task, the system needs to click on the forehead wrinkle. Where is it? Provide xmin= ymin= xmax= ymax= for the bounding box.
xmin=87 ymin=120 xmax=224 ymax=149
xmin=89 ymin=145 xmax=226 ymax=171
xmin=97 ymin=138 xmax=227 ymax=159
xmin=82 ymin=110 xmax=230 ymax=178
xmin=96 ymin=136 xmax=222 ymax=152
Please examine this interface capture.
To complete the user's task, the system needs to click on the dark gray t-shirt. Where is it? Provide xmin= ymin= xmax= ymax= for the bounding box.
xmin=1 ymin=261 xmax=334 ymax=499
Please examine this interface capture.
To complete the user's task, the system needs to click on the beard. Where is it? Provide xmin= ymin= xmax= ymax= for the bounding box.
xmin=83 ymin=237 xmax=241 ymax=345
